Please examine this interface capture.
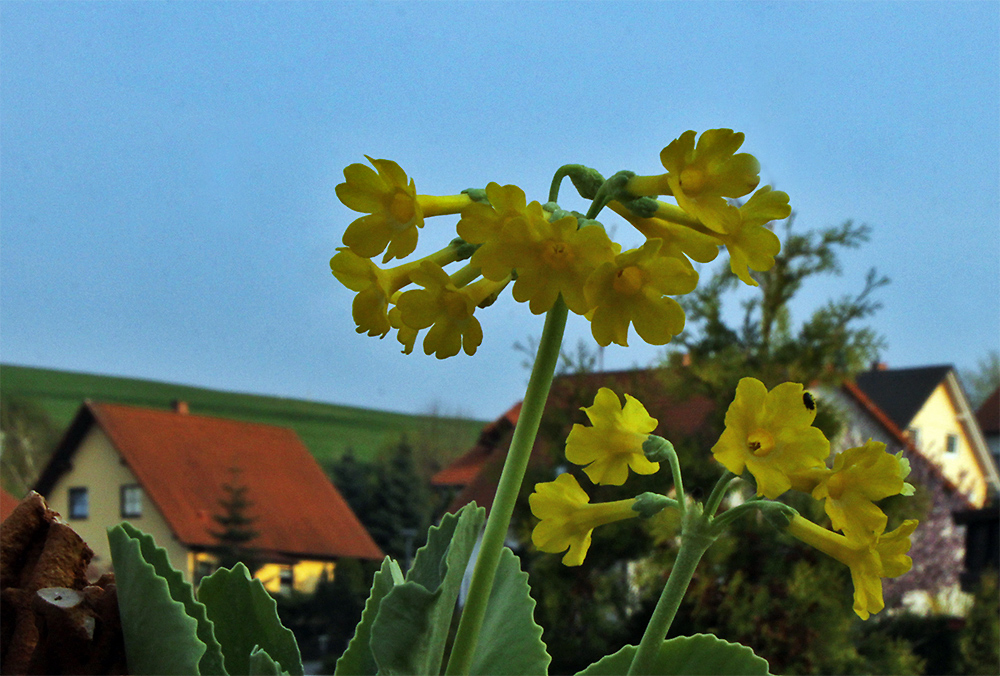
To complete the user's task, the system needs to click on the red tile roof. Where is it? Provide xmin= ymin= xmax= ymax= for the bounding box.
xmin=977 ymin=387 xmax=999 ymax=434
xmin=36 ymin=402 xmax=383 ymax=561
xmin=0 ymin=488 xmax=21 ymax=521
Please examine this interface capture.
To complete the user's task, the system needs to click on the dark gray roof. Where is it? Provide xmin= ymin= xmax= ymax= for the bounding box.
xmin=853 ymin=365 xmax=953 ymax=430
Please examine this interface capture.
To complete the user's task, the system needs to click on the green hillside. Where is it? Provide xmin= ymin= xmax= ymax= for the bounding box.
xmin=0 ymin=364 xmax=486 ymax=468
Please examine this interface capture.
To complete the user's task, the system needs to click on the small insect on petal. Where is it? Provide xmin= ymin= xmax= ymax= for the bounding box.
xmin=803 ymin=392 xmax=816 ymax=411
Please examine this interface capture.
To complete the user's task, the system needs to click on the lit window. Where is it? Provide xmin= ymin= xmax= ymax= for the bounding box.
xmin=68 ymin=487 xmax=88 ymax=520
xmin=946 ymin=434 xmax=958 ymax=455
xmin=120 ymin=485 xmax=143 ymax=518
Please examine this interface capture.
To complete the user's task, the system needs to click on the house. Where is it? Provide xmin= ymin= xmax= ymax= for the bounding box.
xmin=976 ymin=387 xmax=999 ymax=470
xmin=853 ymin=365 xmax=999 ymax=507
xmin=0 ymin=487 xmax=20 ymax=521
xmin=32 ymin=400 xmax=383 ymax=593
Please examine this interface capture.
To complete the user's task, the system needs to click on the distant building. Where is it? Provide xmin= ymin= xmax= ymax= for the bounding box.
xmin=852 ymin=365 xmax=999 ymax=507
xmin=975 ymin=387 xmax=999 ymax=472
xmin=32 ymin=400 xmax=383 ymax=592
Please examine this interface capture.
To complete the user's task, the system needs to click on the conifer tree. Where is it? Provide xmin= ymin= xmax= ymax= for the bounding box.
xmin=210 ymin=466 xmax=261 ymax=573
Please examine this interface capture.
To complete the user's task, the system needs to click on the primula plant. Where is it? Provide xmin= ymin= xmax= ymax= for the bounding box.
xmin=108 ymin=130 xmax=918 ymax=675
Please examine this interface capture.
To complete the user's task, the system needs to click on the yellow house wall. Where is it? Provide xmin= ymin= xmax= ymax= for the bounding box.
xmin=44 ymin=427 xmax=191 ymax=578
xmin=909 ymin=383 xmax=987 ymax=506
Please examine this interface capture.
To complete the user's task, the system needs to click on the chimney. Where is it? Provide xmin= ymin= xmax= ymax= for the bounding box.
xmin=172 ymin=400 xmax=189 ymax=415
xmin=869 ymin=361 xmax=888 ymax=371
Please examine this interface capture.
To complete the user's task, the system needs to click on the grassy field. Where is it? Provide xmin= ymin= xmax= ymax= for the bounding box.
xmin=0 ymin=364 xmax=486 ymax=467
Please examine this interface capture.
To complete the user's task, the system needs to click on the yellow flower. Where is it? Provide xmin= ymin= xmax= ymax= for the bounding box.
xmin=584 ymin=239 xmax=698 ymax=347
xmin=716 ymin=186 xmax=788 ymax=287
xmin=565 ymin=388 xmax=659 ymax=485
xmin=330 ymin=245 xmax=463 ymax=338
xmin=336 ymin=157 xmax=471 ymax=263
xmin=388 ymin=303 xmax=417 ymax=354
xmin=395 ymin=262 xmax=507 ymax=359
xmin=786 ymin=515 xmax=918 ymax=620
xmin=627 ymin=129 xmax=761 ymax=234
xmin=812 ymin=440 xmax=914 ymax=542
xmin=489 ymin=214 xmax=617 ymax=315
xmin=529 ymin=473 xmax=640 ymax=566
xmin=712 ymin=378 xmax=830 ymax=499
xmin=456 ymin=182 xmax=528 ymax=244
xmin=608 ymin=201 xmax=721 ymax=264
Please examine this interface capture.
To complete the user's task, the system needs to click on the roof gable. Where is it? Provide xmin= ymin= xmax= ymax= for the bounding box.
xmin=853 ymin=365 xmax=952 ymax=429
xmin=36 ymin=401 xmax=382 ymax=561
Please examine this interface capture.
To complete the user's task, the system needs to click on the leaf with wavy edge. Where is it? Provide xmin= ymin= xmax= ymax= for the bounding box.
xmin=107 ymin=525 xmax=208 ymax=675
xmin=576 ymin=634 xmax=770 ymax=675
xmin=197 ymin=563 xmax=303 ymax=676
xmin=335 ymin=557 xmax=402 ymax=676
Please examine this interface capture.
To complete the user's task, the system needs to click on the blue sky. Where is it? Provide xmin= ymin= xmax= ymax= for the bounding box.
xmin=2 ymin=1 xmax=998 ymax=420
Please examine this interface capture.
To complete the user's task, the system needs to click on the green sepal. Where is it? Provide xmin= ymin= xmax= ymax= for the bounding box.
xmin=643 ymin=435 xmax=677 ymax=464
xmin=469 ymin=547 xmax=551 ymax=675
xmin=567 ymin=165 xmax=606 ymax=200
xmin=197 ymin=564 xmax=303 ymax=676
xmin=335 ymin=557 xmax=400 ymax=676
xmin=618 ymin=195 xmax=659 ymax=218
xmin=632 ymin=492 xmax=676 ymax=518
xmin=248 ymin=646 xmax=290 ymax=676
xmin=461 ymin=188 xmax=489 ymax=203
xmin=107 ymin=523 xmax=216 ymax=675
xmin=575 ymin=634 xmax=770 ymax=675
xmin=369 ymin=502 xmax=486 ymax=675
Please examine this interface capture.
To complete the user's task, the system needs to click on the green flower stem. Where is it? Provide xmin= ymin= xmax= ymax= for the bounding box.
xmin=627 ymin=520 xmax=714 ymax=675
xmin=704 ymin=470 xmax=737 ymax=518
xmin=445 ymin=296 xmax=569 ymax=676
xmin=711 ymin=498 xmax=797 ymax=535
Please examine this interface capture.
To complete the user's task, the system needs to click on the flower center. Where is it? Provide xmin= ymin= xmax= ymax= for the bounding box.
xmin=542 ymin=240 xmax=574 ymax=269
xmin=612 ymin=266 xmax=644 ymax=295
xmin=679 ymin=167 xmax=707 ymax=196
xmin=389 ymin=191 xmax=417 ymax=227
xmin=442 ymin=292 xmax=469 ymax=320
xmin=747 ymin=429 xmax=775 ymax=457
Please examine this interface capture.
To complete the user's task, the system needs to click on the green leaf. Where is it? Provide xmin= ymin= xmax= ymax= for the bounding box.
xmin=334 ymin=557 xmax=400 ymax=676
xmin=248 ymin=646 xmax=290 ymax=676
xmin=112 ymin=522 xmax=227 ymax=675
xmin=107 ymin=524 xmax=208 ymax=675
xmin=575 ymin=634 xmax=770 ymax=675
xmin=470 ymin=547 xmax=550 ymax=675
xmin=197 ymin=564 xmax=304 ymax=676
xmin=370 ymin=503 xmax=485 ymax=675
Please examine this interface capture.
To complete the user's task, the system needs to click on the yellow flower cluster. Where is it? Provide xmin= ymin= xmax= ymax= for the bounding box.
xmin=712 ymin=377 xmax=918 ymax=619
xmin=330 ymin=132 xmax=790 ymax=357
xmin=530 ymin=389 xmax=660 ymax=565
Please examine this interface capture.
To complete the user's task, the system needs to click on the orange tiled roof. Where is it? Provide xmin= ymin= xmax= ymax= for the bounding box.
xmin=1 ymin=488 xmax=21 ymax=521
xmin=37 ymin=402 xmax=383 ymax=561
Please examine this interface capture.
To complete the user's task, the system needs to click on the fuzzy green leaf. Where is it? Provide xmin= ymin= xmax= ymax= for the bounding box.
xmin=370 ymin=503 xmax=485 ymax=675
xmin=334 ymin=557 xmax=400 ymax=676
xmin=576 ymin=634 xmax=770 ymax=675
xmin=197 ymin=564 xmax=303 ymax=676
xmin=249 ymin=646 xmax=290 ymax=675
xmin=112 ymin=522 xmax=227 ymax=675
xmin=107 ymin=524 xmax=208 ymax=675
xmin=470 ymin=547 xmax=550 ymax=675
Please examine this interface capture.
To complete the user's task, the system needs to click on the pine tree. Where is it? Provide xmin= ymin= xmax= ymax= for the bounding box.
xmin=209 ymin=466 xmax=261 ymax=572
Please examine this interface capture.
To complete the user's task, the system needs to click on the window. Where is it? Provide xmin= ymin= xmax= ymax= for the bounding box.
xmin=946 ymin=434 xmax=958 ymax=455
xmin=68 ymin=487 xmax=89 ymax=520
xmin=279 ymin=567 xmax=294 ymax=593
xmin=120 ymin=485 xmax=143 ymax=518
xmin=907 ymin=427 xmax=920 ymax=448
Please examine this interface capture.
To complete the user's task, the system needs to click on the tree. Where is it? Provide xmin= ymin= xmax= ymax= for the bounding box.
xmin=330 ymin=438 xmax=434 ymax=566
xmin=0 ymin=397 xmax=60 ymax=496
xmin=961 ymin=350 xmax=1000 ymax=410
xmin=209 ymin=466 xmax=262 ymax=572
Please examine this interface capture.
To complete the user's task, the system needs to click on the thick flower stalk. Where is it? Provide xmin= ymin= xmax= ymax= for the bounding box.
xmin=785 ymin=514 xmax=918 ymax=620
xmin=337 ymin=157 xmax=471 ymax=263
xmin=529 ymin=473 xmax=642 ymax=566
xmin=565 ymin=387 xmax=660 ymax=485
xmin=711 ymin=378 xmax=830 ymax=499
xmin=811 ymin=439 xmax=915 ymax=542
